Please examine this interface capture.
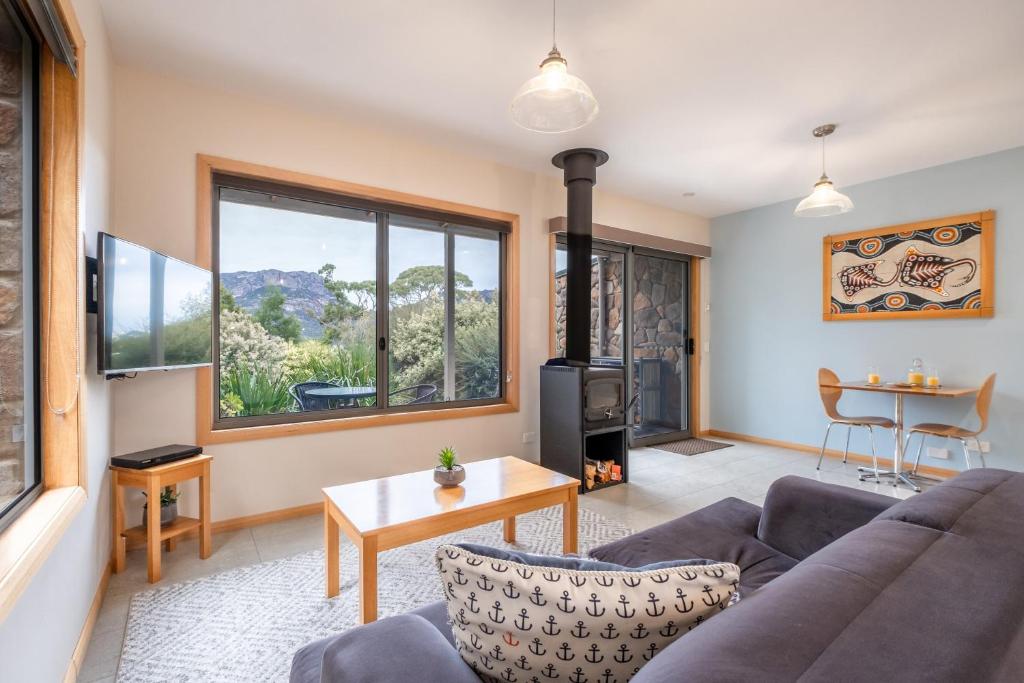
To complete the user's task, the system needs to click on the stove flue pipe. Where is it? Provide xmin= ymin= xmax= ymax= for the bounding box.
xmin=552 ymin=148 xmax=609 ymax=366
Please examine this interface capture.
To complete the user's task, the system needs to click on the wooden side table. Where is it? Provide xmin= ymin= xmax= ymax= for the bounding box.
xmin=111 ymin=454 xmax=212 ymax=583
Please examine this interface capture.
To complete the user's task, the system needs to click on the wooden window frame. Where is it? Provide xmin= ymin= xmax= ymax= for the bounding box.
xmin=195 ymin=155 xmax=520 ymax=445
xmin=0 ymin=0 xmax=86 ymax=624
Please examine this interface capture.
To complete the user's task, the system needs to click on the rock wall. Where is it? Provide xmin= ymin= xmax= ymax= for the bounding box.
xmin=552 ymin=252 xmax=686 ymax=429
xmin=633 ymin=255 xmax=685 ymax=425
xmin=0 ymin=35 xmax=25 ymax=504
xmin=553 ymin=255 xmax=623 ymax=358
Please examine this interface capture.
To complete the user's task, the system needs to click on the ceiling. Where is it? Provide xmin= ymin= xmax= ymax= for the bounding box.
xmin=98 ymin=0 xmax=1024 ymax=218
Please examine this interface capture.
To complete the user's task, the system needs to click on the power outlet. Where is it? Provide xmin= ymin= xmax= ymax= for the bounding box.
xmin=522 ymin=431 xmax=537 ymax=444
xmin=927 ymin=447 xmax=950 ymax=460
xmin=980 ymin=441 xmax=992 ymax=453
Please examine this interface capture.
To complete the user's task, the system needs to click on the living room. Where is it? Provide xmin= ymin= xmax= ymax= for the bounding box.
xmin=1 ymin=0 xmax=1022 ymax=681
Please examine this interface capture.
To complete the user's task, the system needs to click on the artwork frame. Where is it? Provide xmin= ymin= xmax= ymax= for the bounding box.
xmin=823 ymin=211 xmax=994 ymax=321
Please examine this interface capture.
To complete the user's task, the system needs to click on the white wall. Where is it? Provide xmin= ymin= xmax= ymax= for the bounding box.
xmin=710 ymin=147 xmax=1024 ymax=471
xmin=109 ymin=66 xmax=710 ymax=522
xmin=0 ymin=0 xmax=114 ymax=680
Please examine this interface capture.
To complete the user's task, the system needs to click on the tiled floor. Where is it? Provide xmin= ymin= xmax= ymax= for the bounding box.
xmin=78 ymin=439 xmax=928 ymax=682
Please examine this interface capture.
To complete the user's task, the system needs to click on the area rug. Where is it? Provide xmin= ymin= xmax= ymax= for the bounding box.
xmin=117 ymin=505 xmax=633 ymax=683
xmin=652 ymin=437 xmax=734 ymax=456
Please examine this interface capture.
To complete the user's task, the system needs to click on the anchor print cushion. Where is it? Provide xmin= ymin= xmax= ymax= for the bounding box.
xmin=435 ymin=543 xmax=740 ymax=683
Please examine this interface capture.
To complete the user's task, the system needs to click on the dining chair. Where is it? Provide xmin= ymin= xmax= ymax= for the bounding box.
xmin=289 ymin=380 xmax=342 ymax=411
xmin=816 ymin=368 xmax=896 ymax=478
xmin=907 ymin=373 xmax=996 ymax=473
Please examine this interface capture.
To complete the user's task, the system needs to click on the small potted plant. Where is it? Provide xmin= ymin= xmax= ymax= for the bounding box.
xmin=142 ymin=487 xmax=180 ymax=528
xmin=434 ymin=446 xmax=465 ymax=487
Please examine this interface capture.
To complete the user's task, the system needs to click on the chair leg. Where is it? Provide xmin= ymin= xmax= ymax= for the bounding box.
xmin=842 ymin=425 xmax=852 ymax=464
xmin=861 ymin=426 xmax=880 ymax=481
xmin=975 ymin=438 xmax=987 ymax=468
xmin=960 ymin=439 xmax=973 ymax=470
xmin=912 ymin=432 xmax=926 ymax=476
xmin=817 ymin=422 xmax=834 ymax=470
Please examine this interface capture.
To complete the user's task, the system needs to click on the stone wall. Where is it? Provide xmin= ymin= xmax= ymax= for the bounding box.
xmin=0 ymin=31 xmax=25 ymax=505
xmin=553 ymin=255 xmax=624 ymax=358
xmin=553 ymin=254 xmax=685 ymax=423
xmin=633 ymin=255 xmax=685 ymax=425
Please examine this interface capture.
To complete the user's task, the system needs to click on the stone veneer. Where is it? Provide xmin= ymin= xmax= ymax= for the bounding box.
xmin=553 ymin=255 xmax=624 ymax=359
xmin=554 ymin=252 xmax=685 ymax=428
xmin=0 ymin=28 xmax=25 ymax=506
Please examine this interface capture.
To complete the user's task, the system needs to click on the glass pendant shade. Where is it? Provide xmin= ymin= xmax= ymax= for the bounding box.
xmin=794 ymin=174 xmax=854 ymax=217
xmin=511 ymin=53 xmax=598 ymax=133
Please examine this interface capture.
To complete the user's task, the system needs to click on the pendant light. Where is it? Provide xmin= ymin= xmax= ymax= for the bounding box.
xmin=794 ymin=124 xmax=854 ymax=217
xmin=510 ymin=0 xmax=598 ymax=133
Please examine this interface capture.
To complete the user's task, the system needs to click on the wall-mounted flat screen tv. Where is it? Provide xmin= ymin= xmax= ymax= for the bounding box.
xmin=97 ymin=232 xmax=213 ymax=375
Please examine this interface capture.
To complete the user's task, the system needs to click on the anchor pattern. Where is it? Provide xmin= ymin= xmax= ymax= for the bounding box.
xmin=436 ymin=544 xmax=739 ymax=683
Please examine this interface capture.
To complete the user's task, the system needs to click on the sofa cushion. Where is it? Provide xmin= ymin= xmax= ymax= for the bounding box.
xmin=874 ymin=467 xmax=1020 ymax=535
xmin=757 ymin=475 xmax=897 ymax=560
xmin=289 ymin=614 xmax=480 ymax=683
xmin=589 ymin=497 xmax=797 ymax=592
xmin=435 ymin=543 xmax=739 ymax=683
xmin=410 ymin=600 xmax=457 ymax=647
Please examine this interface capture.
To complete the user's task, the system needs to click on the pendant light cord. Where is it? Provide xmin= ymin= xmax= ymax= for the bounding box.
xmin=552 ymin=0 xmax=558 ymax=50
xmin=820 ymin=135 xmax=826 ymax=176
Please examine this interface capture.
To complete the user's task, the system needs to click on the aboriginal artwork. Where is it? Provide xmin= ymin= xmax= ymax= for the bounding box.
xmin=435 ymin=544 xmax=740 ymax=683
xmin=824 ymin=211 xmax=994 ymax=320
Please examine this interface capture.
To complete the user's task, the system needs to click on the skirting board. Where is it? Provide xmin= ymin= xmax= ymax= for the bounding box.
xmin=64 ymin=560 xmax=112 ymax=683
xmin=124 ymin=501 xmax=322 ymax=551
xmin=704 ymin=429 xmax=958 ymax=479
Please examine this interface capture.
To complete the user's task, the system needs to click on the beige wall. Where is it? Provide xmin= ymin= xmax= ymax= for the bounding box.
xmin=110 ymin=66 xmax=710 ymax=521
xmin=0 ymin=0 xmax=114 ymax=679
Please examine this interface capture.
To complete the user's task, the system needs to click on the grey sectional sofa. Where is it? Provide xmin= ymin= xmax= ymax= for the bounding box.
xmin=292 ymin=468 xmax=1024 ymax=682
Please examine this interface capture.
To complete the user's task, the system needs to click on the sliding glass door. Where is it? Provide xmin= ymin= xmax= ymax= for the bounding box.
xmin=630 ymin=250 xmax=690 ymax=445
xmin=553 ymin=239 xmax=692 ymax=445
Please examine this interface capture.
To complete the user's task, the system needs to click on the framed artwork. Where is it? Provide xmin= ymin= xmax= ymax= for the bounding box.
xmin=823 ymin=211 xmax=994 ymax=321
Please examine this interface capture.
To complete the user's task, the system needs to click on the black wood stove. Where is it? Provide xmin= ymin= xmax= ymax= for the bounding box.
xmin=540 ymin=148 xmax=628 ymax=493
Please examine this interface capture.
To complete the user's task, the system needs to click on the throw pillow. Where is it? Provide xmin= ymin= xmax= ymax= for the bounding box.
xmin=435 ymin=543 xmax=740 ymax=683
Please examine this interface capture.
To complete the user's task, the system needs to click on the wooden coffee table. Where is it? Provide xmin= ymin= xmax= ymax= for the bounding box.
xmin=322 ymin=456 xmax=579 ymax=623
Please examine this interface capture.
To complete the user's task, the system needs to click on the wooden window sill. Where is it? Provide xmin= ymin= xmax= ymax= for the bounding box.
xmin=200 ymin=401 xmax=518 ymax=445
xmin=0 ymin=486 xmax=86 ymax=623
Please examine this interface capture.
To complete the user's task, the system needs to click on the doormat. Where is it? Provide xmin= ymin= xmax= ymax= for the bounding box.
xmin=651 ymin=437 xmax=733 ymax=456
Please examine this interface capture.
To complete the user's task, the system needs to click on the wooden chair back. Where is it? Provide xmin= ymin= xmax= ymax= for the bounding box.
xmin=974 ymin=373 xmax=996 ymax=434
xmin=818 ymin=368 xmax=843 ymax=420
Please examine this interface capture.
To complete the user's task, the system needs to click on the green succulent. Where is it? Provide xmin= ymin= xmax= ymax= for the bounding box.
xmin=438 ymin=446 xmax=458 ymax=471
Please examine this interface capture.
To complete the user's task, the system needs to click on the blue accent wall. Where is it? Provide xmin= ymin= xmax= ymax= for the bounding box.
xmin=710 ymin=147 xmax=1024 ymax=471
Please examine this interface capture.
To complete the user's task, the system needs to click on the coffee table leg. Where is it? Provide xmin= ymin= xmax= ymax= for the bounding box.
xmin=359 ymin=536 xmax=378 ymax=624
xmin=503 ymin=516 xmax=516 ymax=543
xmin=563 ymin=488 xmax=579 ymax=555
xmin=325 ymin=505 xmax=340 ymax=598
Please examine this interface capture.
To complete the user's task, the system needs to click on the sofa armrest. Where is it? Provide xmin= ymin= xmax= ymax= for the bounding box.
xmin=289 ymin=614 xmax=480 ymax=683
xmin=756 ymin=475 xmax=897 ymax=560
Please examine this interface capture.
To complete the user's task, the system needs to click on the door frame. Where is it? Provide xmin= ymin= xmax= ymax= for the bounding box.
xmin=548 ymin=236 xmax=702 ymax=446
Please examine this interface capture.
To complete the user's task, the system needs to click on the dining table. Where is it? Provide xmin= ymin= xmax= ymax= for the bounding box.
xmin=305 ymin=386 xmax=377 ymax=407
xmin=819 ymin=380 xmax=979 ymax=491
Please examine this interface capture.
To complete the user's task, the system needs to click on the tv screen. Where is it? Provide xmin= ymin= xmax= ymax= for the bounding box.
xmin=97 ymin=232 xmax=213 ymax=375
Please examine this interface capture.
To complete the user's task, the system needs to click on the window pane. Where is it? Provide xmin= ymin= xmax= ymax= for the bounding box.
xmin=388 ymin=217 xmax=445 ymax=405
xmin=454 ymin=233 xmax=501 ymax=400
xmin=217 ymin=190 xmax=377 ymax=419
xmin=0 ymin=3 xmax=38 ymax=519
